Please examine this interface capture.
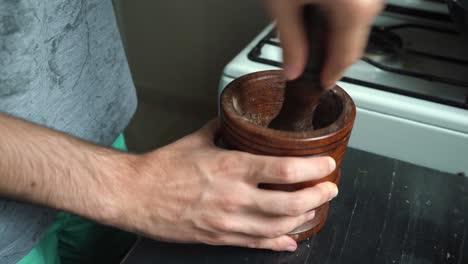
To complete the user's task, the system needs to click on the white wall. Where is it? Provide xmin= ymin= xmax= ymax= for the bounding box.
xmin=114 ymin=1 xmax=269 ymax=150
xmin=116 ymin=0 xmax=268 ymax=103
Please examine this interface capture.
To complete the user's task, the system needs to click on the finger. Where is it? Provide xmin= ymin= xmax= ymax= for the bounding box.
xmin=274 ymin=1 xmax=307 ymax=80
xmin=188 ymin=118 xmax=220 ymax=147
xmin=204 ymin=232 xmax=298 ymax=252
xmin=320 ymin=0 xmax=384 ymax=88
xmin=218 ymin=210 xmax=316 ymax=239
xmin=321 ymin=23 xmax=371 ymax=88
xmin=250 ymin=156 xmax=336 ymax=184
xmin=200 ymin=118 xmax=220 ymax=140
xmin=253 ymin=181 xmax=338 ymax=216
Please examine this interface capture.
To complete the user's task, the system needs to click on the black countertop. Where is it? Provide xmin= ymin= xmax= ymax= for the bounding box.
xmin=121 ymin=148 xmax=468 ymax=264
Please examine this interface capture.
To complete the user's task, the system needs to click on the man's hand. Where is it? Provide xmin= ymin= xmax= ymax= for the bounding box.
xmin=108 ymin=120 xmax=337 ymax=252
xmin=0 ymin=114 xmax=336 ymax=252
xmin=267 ymin=0 xmax=384 ymax=87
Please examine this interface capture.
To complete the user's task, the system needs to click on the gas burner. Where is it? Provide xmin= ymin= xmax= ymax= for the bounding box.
xmin=385 ymin=0 xmax=449 ymax=15
xmin=247 ymin=15 xmax=468 ymax=110
xmin=361 ymin=23 xmax=468 ymax=90
xmin=365 ymin=27 xmax=403 ymax=62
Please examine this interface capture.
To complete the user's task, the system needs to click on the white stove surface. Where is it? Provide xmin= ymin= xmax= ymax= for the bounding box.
xmin=250 ymin=13 xmax=468 ymax=105
xmin=218 ymin=10 xmax=468 ymax=175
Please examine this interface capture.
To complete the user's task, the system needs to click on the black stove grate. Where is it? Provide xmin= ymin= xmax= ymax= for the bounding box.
xmin=385 ymin=4 xmax=451 ymax=22
xmin=247 ymin=24 xmax=468 ymax=109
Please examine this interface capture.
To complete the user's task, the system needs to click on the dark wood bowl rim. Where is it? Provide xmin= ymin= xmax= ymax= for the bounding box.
xmin=220 ymin=70 xmax=356 ymax=143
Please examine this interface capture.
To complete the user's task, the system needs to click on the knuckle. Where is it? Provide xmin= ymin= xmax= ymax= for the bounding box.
xmin=246 ymin=240 xmax=260 ymax=249
xmin=286 ymin=196 xmax=307 ymax=216
xmin=215 ymin=154 xmax=237 ymax=173
xmin=206 ymin=217 xmax=234 ymax=232
xmin=215 ymin=234 xmax=230 ymax=245
xmin=298 ymin=213 xmax=311 ymax=227
xmin=277 ymin=160 xmax=298 ymax=182
xmin=268 ymin=225 xmax=289 ymax=238
xmin=316 ymin=183 xmax=333 ymax=203
xmin=200 ymin=215 xmax=215 ymax=228
xmin=203 ymin=233 xmax=225 ymax=245
xmin=272 ymin=238 xmax=286 ymax=251
xmin=215 ymin=152 xmax=249 ymax=176
xmin=218 ymin=195 xmax=242 ymax=213
xmin=193 ymin=214 xmax=210 ymax=230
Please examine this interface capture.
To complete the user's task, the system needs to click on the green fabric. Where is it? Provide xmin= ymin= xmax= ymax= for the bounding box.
xmin=18 ymin=134 xmax=135 ymax=264
xmin=16 ymin=220 xmax=62 ymax=264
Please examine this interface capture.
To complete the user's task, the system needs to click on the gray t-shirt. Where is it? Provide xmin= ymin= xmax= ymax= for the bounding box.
xmin=0 ymin=1 xmax=137 ymax=263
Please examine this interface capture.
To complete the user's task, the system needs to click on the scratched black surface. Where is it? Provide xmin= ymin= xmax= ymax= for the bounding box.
xmin=121 ymin=148 xmax=468 ymax=264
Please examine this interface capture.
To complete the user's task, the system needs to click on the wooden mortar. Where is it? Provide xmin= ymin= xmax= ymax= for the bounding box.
xmin=219 ymin=70 xmax=356 ymax=241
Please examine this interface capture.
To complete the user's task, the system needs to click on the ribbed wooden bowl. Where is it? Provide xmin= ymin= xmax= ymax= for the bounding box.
xmin=219 ymin=70 xmax=356 ymax=241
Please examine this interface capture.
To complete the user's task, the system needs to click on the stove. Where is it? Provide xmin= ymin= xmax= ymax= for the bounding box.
xmin=218 ymin=0 xmax=468 ymax=175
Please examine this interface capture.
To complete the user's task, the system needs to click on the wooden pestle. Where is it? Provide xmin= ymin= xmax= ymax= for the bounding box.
xmin=268 ymin=6 xmax=327 ymax=131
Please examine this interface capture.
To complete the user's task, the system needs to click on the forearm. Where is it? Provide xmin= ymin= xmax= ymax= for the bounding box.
xmin=0 ymin=112 xmax=135 ymax=223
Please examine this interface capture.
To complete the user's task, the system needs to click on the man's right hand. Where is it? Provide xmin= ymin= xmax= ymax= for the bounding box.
xmin=266 ymin=0 xmax=384 ymax=88
xmin=107 ymin=119 xmax=338 ymax=252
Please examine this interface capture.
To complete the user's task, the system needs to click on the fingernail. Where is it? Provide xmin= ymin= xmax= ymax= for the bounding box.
xmin=328 ymin=157 xmax=336 ymax=172
xmin=286 ymin=244 xmax=297 ymax=252
xmin=306 ymin=210 xmax=316 ymax=221
xmin=329 ymin=186 xmax=339 ymax=201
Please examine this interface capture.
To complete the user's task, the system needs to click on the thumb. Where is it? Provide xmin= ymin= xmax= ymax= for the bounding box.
xmin=191 ymin=118 xmax=220 ymax=147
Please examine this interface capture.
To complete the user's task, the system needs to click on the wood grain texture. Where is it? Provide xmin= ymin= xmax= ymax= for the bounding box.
xmin=220 ymin=70 xmax=356 ymax=240
xmin=122 ymin=148 xmax=468 ymax=264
